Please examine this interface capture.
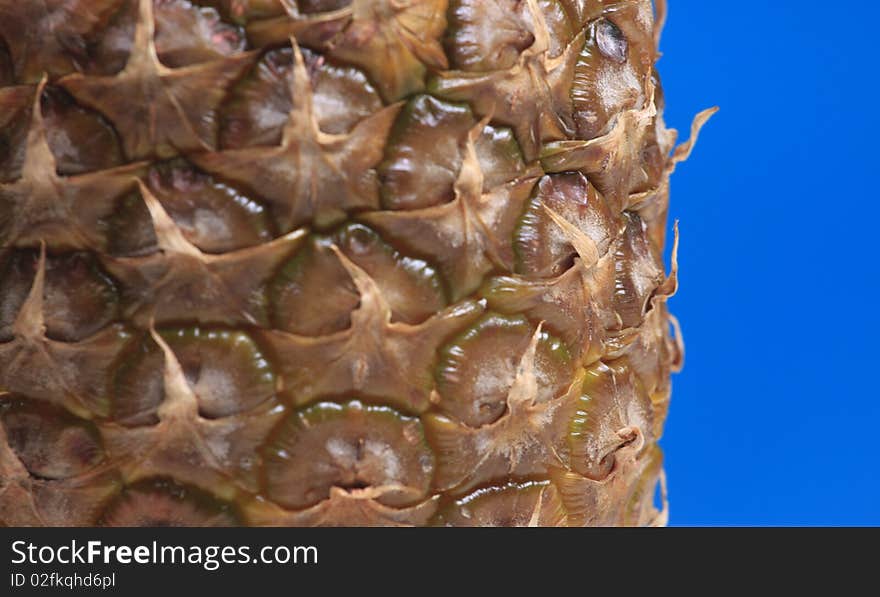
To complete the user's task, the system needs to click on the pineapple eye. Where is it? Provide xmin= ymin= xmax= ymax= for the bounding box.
xmin=596 ymin=19 xmax=628 ymax=64
xmin=261 ymin=401 xmax=434 ymax=510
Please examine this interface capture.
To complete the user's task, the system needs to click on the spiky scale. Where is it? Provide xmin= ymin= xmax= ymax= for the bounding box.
xmin=258 ymin=248 xmax=484 ymax=411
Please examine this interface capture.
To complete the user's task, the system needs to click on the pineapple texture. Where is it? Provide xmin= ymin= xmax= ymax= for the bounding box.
xmin=0 ymin=0 xmax=711 ymax=526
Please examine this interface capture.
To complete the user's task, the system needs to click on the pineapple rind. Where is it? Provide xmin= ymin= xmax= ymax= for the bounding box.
xmin=0 ymin=0 xmax=706 ymax=526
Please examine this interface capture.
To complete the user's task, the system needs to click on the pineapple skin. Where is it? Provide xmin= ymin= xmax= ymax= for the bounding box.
xmin=0 ymin=0 xmax=704 ymax=527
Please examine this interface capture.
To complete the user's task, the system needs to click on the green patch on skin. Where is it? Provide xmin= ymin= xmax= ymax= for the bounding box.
xmin=99 ymin=477 xmax=242 ymax=527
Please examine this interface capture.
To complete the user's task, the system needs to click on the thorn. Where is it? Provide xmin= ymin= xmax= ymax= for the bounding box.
xmin=328 ymin=244 xmax=391 ymax=323
xmin=130 ymin=0 xmax=160 ymax=66
xmin=137 ymin=180 xmax=203 ymax=257
xmin=542 ymin=204 xmax=601 ymax=268
xmin=507 ymin=323 xmax=543 ymax=409
xmin=14 ymin=241 xmax=47 ymax=338
xmin=282 ymin=36 xmax=317 ymax=143
xmin=21 ymin=75 xmax=58 ymax=180
xmin=149 ymin=324 xmax=199 ymax=421
xmin=454 ymin=120 xmax=487 ymax=201
xmin=523 ymin=0 xmax=551 ymax=57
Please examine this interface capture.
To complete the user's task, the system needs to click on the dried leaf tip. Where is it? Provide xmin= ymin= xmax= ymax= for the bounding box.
xmin=668 ymin=106 xmax=718 ymax=174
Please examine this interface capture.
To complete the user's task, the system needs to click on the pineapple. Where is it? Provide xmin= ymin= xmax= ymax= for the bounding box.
xmin=0 ymin=0 xmax=713 ymax=527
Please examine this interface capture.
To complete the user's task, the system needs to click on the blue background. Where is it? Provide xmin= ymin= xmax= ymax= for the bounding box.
xmin=658 ymin=2 xmax=879 ymax=525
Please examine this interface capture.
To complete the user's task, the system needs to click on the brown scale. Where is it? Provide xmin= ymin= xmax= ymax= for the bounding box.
xmin=571 ymin=9 xmax=655 ymax=141
xmin=100 ymin=182 xmax=305 ymax=327
xmin=145 ymin=160 xmax=274 ymax=252
xmin=380 ymin=94 xmax=535 ymax=210
xmin=0 ymin=86 xmax=32 ymax=181
xmin=445 ymin=0 xmax=583 ymax=74
xmin=480 ymin=245 xmax=619 ymax=365
xmin=73 ymin=0 xmax=246 ymax=77
xmin=0 ymin=248 xmax=119 ymax=343
xmin=0 ymin=0 xmax=714 ymax=526
xmin=103 ymin=159 xmax=277 ymax=257
xmin=0 ymin=395 xmax=120 ymax=526
xmin=154 ymin=0 xmax=248 ymax=67
xmin=0 ymin=77 xmax=144 ymax=251
xmin=363 ymin=121 xmax=538 ymax=300
xmin=247 ymin=0 xmax=448 ymax=102
xmin=515 ymin=171 xmax=616 ymax=278
xmin=0 ymin=0 xmax=124 ymax=83
xmin=268 ymin=222 xmax=447 ymax=335
xmin=567 ymin=360 xmax=655 ymax=481
xmin=424 ymin=326 xmax=585 ymax=493
xmin=220 ymin=45 xmax=384 ymax=149
xmin=98 ymin=325 xmax=284 ymax=495
xmin=0 ymin=245 xmax=131 ymax=418
xmin=59 ymin=0 xmax=256 ymax=161
xmin=1 ymin=397 xmax=106 ymax=480
xmin=430 ymin=0 xmax=583 ymax=162
xmin=40 ymin=86 xmax=125 ymax=176
xmin=191 ymin=40 xmax=401 ymax=233
xmin=258 ymin=246 xmax=484 ymax=412
xmin=1 ymin=81 xmax=128 ymax=207
xmin=605 ymin=306 xmax=680 ymax=440
xmin=554 ymin=443 xmax=667 ymax=527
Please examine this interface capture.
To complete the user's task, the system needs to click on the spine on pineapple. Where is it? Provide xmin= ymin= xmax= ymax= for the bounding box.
xmin=0 ymin=0 xmax=713 ymax=526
